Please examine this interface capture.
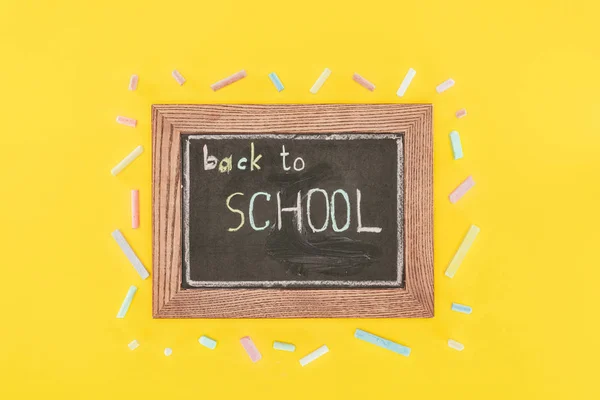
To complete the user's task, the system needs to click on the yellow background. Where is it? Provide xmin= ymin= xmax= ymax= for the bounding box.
xmin=1 ymin=0 xmax=598 ymax=398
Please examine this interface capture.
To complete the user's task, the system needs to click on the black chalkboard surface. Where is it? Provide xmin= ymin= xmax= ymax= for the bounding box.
xmin=182 ymin=134 xmax=404 ymax=289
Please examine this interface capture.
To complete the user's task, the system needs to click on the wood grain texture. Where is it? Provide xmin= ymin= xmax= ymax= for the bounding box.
xmin=152 ymin=104 xmax=433 ymax=318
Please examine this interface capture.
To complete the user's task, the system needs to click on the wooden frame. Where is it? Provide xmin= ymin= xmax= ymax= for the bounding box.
xmin=152 ymin=104 xmax=433 ymax=318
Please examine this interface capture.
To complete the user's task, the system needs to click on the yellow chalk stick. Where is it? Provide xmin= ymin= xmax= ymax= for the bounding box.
xmin=445 ymin=224 xmax=480 ymax=278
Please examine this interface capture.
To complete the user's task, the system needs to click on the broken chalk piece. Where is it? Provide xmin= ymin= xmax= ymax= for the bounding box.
xmin=268 ymin=72 xmax=285 ymax=92
xmin=445 ymin=224 xmax=480 ymax=278
xmin=451 ymin=303 xmax=473 ymax=314
xmin=310 ymin=68 xmax=331 ymax=94
xmin=198 ymin=336 xmax=217 ymax=350
xmin=116 ymin=116 xmax=137 ymax=128
xmin=436 ymin=78 xmax=455 ymax=94
xmin=240 ymin=336 xmax=262 ymax=362
xmin=448 ymin=339 xmax=465 ymax=351
xmin=172 ymin=69 xmax=186 ymax=85
xmin=128 ymin=74 xmax=138 ymax=91
xmin=456 ymin=108 xmax=467 ymax=118
xmin=131 ymin=189 xmax=139 ymax=229
xmin=211 ymin=70 xmax=247 ymax=91
xmin=111 ymin=145 xmax=144 ymax=176
xmin=354 ymin=329 xmax=411 ymax=357
xmin=128 ymin=340 xmax=140 ymax=351
xmin=396 ymin=68 xmax=416 ymax=97
xmin=299 ymin=345 xmax=329 ymax=367
xmin=112 ymin=229 xmax=149 ymax=279
xmin=164 ymin=348 xmax=173 ymax=357
xmin=449 ymin=175 xmax=475 ymax=203
xmin=449 ymin=131 xmax=463 ymax=160
xmin=273 ymin=341 xmax=296 ymax=352
xmin=116 ymin=285 xmax=138 ymax=318
xmin=352 ymin=73 xmax=375 ymax=91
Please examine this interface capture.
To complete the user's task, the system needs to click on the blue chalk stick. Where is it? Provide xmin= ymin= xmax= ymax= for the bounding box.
xmin=451 ymin=303 xmax=473 ymax=314
xmin=354 ymin=329 xmax=411 ymax=357
xmin=198 ymin=335 xmax=217 ymax=349
xmin=116 ymin=285 xmax=137 ymax=318
xmin=449 ymin=130 xmax=463 ymax=160
xmin=268 ymin=72 xmax=285 ymax=92
xmin=273 ymin=341 xmax=296 ymax=352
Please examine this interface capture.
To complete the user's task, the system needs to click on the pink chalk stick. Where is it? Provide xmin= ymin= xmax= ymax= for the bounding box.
xmin=456 ymin=108 xmax=467 ymax=119
xmin=352 ymin=73 xmax=375 ymax=91
xmin=131 ymin=190 xmax=139 ymax=229
xmin=116 ymin=116 xmax=137 ymax=128
xmin=211 ymin=70 xmax=247 ymax=91
xmin=240 ymin=336 xmax=262 ymax=363
xmin=172 ymin=70 xmax=186 ymax=85
xmin=129 ymin=74 xmax=138 ymax=91
xmin=449 ymin=176 xmax=475 ymax=203
xmin=436 ymin=78 xmax=455 ymax=93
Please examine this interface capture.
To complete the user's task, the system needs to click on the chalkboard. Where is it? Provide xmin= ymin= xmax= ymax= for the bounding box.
xmin=152 ymin=104 xmax=433 ymax=318
xmin=181 ymin=134 xmax=404 ymax=288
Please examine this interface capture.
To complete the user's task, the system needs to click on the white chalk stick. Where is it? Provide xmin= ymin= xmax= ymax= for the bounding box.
xmin=164 ymin=347 xmax=173 ymax=356
xmin=310 ymin=68 xmax=331 ymax=94
xmin=396 ymin=68 xmax=416 ymax=97
xmin=111 ymin=229 xmax=149 ymax=279
xmin=116 ymin=285 xmax=138 ymax=318
xmin=129 ymin=74 xmax=138 ymax=91
xmin=448 ymin=339 xmax=464 ymax=351
xmin=111 ymin=145 xmax=143 ymax=176
xmin=299 ymin=345 xmax=329 ymax=366
xmin=128 ymin=340 xmax=140 ymax=350
xmin=436 ymin=78 xmax=455 ymax=93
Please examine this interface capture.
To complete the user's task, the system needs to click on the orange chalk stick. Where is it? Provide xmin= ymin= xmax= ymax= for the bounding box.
xmin=211 ymin=70 xmax=247 ymax=91
xmin=352 ymin=73 xmax=375 ymax=91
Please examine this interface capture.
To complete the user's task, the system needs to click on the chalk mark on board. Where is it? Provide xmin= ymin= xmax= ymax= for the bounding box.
xmin=265 ymin=163 xmax=381 ymax=277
